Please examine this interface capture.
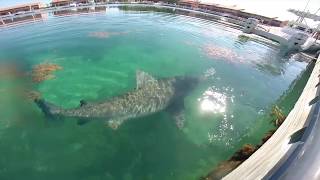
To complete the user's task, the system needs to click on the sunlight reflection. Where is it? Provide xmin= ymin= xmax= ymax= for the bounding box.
xmin=198 ymin=86 xmax=237 ymax=146
xmin=199 ymin=87 xmax=227 ymax=114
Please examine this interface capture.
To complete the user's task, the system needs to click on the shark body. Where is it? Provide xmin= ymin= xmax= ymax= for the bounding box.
xmin=35 ymin=70 xmax=199 ymax=129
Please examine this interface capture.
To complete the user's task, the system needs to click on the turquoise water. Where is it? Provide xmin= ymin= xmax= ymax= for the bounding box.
xmin=0 ymin=6 xmax=309 ymax=180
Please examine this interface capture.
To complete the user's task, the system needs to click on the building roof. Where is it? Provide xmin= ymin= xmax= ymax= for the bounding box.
xmin=0 ymin=2 xmax=44 ymax=12
xmin=179 ymin=0 xmax=280 ymax=21
xmin=179 ymin=0 xmax=243 ymax=11
xmin=52 ymin=0 xmax=71 ymax=3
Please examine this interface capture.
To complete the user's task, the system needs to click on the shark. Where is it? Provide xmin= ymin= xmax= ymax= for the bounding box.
xmin=34 ymin=70 xmax=200 ymax=129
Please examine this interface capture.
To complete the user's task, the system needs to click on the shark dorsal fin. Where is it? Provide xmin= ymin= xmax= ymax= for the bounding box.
xmin=136 ymin=70 xmax=157 ymax=89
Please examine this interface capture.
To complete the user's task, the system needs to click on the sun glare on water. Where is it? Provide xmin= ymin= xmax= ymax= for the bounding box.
xmin=199 ymin=87 xmax=227 ymax=114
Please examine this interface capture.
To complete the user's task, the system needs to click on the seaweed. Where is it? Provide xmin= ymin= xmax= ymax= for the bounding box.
xmin=270 ymin=105 xmax=286 ymax=127
xmin=31 ymin=63 xmax=62 ymax=83
xmin=201 ymin=144 xmax=256 ymax=180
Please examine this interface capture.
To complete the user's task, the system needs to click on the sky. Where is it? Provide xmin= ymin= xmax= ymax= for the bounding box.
xmin=0 ymin=0 xmax=319 ymax=26
xmin=202 ymin=0 xmax=320 ymax=22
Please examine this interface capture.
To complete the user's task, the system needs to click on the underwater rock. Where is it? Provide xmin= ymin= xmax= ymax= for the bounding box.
xmin=31 ymin=63 xmax=62 ymax=83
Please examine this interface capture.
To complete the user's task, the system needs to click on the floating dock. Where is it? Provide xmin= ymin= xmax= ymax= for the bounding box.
xmin=241 ymin=18 xmax=310 ymax=52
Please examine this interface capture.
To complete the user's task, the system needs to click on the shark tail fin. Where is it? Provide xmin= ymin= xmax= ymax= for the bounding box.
xmin=34 ymin=98 xmax=60 ymax=118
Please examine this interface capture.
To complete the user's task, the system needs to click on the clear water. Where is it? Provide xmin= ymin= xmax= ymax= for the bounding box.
xmin=0 ymin=6 xmax=309 ymax=180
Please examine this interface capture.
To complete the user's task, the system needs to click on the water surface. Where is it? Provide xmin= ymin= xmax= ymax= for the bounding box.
xmin=0 ymin=6 xmax=309 ymax=180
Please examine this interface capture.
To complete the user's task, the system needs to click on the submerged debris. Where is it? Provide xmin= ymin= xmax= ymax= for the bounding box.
xmin=31 ymin=63 xmax=62 ymax=83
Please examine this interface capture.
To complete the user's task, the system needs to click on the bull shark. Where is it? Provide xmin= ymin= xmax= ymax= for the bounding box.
xmin=34 ymin=70 xmax=200 ymax=129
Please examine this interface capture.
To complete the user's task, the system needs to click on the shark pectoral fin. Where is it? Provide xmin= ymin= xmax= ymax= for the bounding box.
xmin=79 ymin=100 xmax=87 ymax=107
xmin=136 ymin=70 xmax=157 ymax=89
xmin=173 ymin=110 xmax=186 ymax=130
xmin=77 ymin=118 xmax=90 ymax=125
xmin=106 ymin=118 xmax=125 ymax=130
xmin=167 ymin=101 xmax=186 ymax=130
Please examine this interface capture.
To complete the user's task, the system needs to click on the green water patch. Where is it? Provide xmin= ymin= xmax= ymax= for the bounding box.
xmin=237 ymin=61 xmax=314 ymax=147
xmin=201 ymin=61 xmax=314 ymax=179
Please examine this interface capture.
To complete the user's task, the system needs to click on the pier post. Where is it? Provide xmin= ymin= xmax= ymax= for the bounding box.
xmin=287 ymin=32 xmax=309 ymax=51
xmin=242 ymin=18 xmax=258 ymax=34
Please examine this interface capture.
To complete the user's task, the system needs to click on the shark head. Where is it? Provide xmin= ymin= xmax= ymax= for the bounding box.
xmin=172 ymin=76 xmax=200 ymax=98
